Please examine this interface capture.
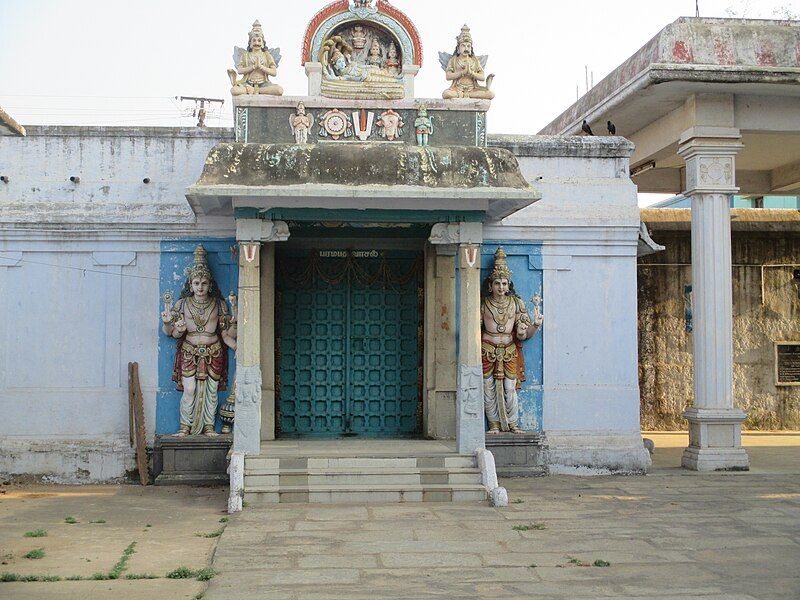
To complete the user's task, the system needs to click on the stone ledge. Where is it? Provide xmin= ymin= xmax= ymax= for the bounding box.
xmin=489 ymin=135 xmax=635 ymax=159
xmin=20 ymin=125 xmax=234 ymax=139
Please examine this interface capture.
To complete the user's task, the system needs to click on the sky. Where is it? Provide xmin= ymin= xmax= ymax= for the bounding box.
xmin=1 ymin=0 xmax=797 ymax=133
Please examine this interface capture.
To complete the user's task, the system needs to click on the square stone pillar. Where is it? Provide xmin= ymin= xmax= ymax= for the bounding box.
xmin=678 ymin=127 xmax=749 ymax=471
xmin=233 ymin=220 xmax=289 ymax=455
xmin=457 ymin=243 xmax=485 ymax=454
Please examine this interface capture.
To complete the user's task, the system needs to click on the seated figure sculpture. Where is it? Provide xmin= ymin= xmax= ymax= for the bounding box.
xmin=161 ymin=246 xmax=238 ymax=436
xmin=228 ymin=20 xmax=284 ymax=96
xmin=440 ymin=25 xmax=495 ymax=100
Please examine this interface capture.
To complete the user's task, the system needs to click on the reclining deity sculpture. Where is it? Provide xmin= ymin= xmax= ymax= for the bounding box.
xmin=319 ymin=35 xmax=404 ymax=99
xmin=228 ymin=20 xmax=284 ymax=96
xmin=440 ymin=25 xmax=495 ymax=100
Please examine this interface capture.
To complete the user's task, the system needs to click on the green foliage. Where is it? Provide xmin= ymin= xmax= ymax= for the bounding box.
xmin=512 ymin=522 xmax=546 ymax=531
xmin=195 ymin=529 xmax=223 ymax=538
xmin=593 ymin=559 xmax=611 ymax=567
xmin=166 ymin=566 xmax=216 ymax=581
xmin=91 ymin=572 xmax=110 ymax=580
xmin=511 ymin=498 xmax=525 ymax=504
xmin=0 ymin=573 xmax=61 ymax=582
xmin=24 ymin=548 xmax=45 ymax=559
xmin=166 ymin=566 xmax=195 ymax=579
xmin=108 ymin=542 xmax=136 ymax=579
xmin=125 ymin=573 xmax=158 ymax=579
xmin=64 ymin=516 xmax=78 ymax=524
xmin=23 ymin=529 xmax=47 ymax=538
xmin=219 ymin=517 xmax=229 ymax=523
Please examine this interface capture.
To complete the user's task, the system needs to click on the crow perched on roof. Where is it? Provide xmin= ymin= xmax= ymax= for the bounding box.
xmin=607 ymin=120 xmax=616 ymax=135
xmin=581 ymin=120 xmax=594 ymax=136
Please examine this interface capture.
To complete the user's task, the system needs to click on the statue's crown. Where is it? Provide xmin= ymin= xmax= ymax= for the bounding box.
xmin=187 ymin=245 xmax=212 ymax=281
xmin=248 ymin=20 xmax=264 ymax=40
xmin=457 ymin=24 xmax=473 ymax=45
xmin=490 ymin=247 xmax=512 ymax=281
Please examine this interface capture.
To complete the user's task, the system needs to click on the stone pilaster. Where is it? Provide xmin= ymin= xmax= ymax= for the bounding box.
xmin=233 ymin=220 xmax=289 ymax=454
xmin=678 ymin=128 xmax=749 ymax=471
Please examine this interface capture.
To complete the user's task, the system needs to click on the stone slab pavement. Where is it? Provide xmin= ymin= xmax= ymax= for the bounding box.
xmin=208 ymin=432 xmax=800 ymax=599
xmin=0 ymin=483 xmax=228 ymax=599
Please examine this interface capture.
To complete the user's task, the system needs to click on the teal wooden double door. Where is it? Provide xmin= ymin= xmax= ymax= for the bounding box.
xmin=276 ymin=250 xmax=422 ymax=437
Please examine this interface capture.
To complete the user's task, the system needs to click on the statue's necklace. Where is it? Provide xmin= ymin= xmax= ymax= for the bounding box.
xmin=188 ymin=297 xmax=214 ymax=333
xmin=487 ymin=296 xmax=512 ymax=333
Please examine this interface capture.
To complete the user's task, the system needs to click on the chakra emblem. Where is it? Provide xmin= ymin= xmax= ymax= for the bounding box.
xmin=318 ymin=109 xmax=353 ymax=141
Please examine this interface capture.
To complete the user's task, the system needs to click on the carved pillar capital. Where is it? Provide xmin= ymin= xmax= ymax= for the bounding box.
xmin=236 ymin=219 xmax=290 ymax=243
xmin=678 ymin=127 xmax=743 ymax=196
xmin=429 ymin=222 xmax=483 ymax=248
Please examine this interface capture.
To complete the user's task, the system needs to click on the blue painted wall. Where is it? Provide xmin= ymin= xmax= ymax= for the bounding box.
xmin=157 ymin=239 xmax=239 ymax=435
xmin=481 ymin=241 xmax=544 ymax=432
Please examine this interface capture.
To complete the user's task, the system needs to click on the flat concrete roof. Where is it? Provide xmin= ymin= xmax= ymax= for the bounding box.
xmin=539 ymin=17 xmax=800 ymax=197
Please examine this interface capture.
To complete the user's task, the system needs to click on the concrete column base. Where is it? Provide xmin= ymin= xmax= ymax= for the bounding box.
xmin=682 ymin=408 xmax=749 ymax=471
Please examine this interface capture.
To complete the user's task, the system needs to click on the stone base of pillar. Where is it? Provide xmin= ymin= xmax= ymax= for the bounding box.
xmin=542 ymin=432 xmax=652 ymax=474
xmin=682 ymin=408 xmax=749 ymax=471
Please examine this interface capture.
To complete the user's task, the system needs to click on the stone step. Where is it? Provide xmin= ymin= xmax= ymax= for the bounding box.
xmin=244 ymin=467 xmax=482 ymax=488
xmin=245 ymin=455 xmax=475 ymax=470
xmin=244 ymin=483 xmax=488 ymax=505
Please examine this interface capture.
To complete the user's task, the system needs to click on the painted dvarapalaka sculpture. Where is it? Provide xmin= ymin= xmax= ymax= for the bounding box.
xmin=481 ymin=248 xmax=542 ymax=433
xmin=161 ymin=246 xmax=238 ymax=437
xmin=440 ymin=25 xmax=495 ymax=100
xmin=228 ymin=20 xmax=284 ymax=96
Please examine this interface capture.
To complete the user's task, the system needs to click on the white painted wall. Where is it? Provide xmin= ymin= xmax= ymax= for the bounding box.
xmin=0 ymin=127 xmax=234 ymax=481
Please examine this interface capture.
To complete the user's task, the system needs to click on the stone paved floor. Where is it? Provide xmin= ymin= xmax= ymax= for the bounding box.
xmin=208 ymin=433 xmax=800 ymax=599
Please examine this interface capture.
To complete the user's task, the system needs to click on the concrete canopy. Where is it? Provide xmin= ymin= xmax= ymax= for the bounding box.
xmin=539 ymin=17 xmax=800 ymax=196
xmin=186 ymin=142 xmax=539 ymax=220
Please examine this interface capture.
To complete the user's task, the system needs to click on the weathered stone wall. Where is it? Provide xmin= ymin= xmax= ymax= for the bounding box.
xmin=639 ymin=210 xmax=800 ymax=430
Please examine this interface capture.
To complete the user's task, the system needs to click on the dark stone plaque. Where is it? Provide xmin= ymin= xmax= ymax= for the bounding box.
xmin=776 ymin=343 xmax=800 ymax=385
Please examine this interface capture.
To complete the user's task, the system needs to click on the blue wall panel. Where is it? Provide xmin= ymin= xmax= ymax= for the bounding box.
xmin=157 ymin=239 xmax=238 ymax=435
xmin=481 ymin=241 xmax=544 ymax=432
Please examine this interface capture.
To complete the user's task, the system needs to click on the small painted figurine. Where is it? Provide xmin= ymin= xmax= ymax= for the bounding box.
xmin=366 ymin=38 xmax=384 ymax=68
xmin=384 ymin=41 xmax=401 ymax=75
xmin=289 ymin=102 xmax=312 ymax=144
xmin=414 ymin=108 xmax=434 ymax=146
xmin=161 ymin=246 xmax=237 ymax=437
xmin=481 ymin=248 xmax=542 ymax=434
xmin=351 ymin=25 xmax=367 ymax=50
xmin=440 ymin=25 xmax=495 ymax=100
xmin=228 ymin=20 xmax=284 ymax=96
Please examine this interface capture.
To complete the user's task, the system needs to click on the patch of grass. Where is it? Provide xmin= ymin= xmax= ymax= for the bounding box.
xmin=64 ymin=516 xmax=78 ymax=524
xmin=528 ymin=563 xmax=537 ymax=568
xmin=91 ymin=572 xmax=110 ymax=580
xmin=24 ymin=548 xmax=45 ymax=560
xmin=194 ymin=593 xmax=206 ymax=600
xmin=512 ymin=522 xmax=546 ymax=531
xmin=195 ymin=568 xmax=216 ymax=581
xmin=166 ymin=566 xmax=215 ymax=581
xmin=0 ymin=572 xmax=61 ymax=582
xmin=145 ymin=524 xmax=152 ymax=528
xmin=593 ymin=559 xmax=611 ymax=567
xmin=166 ymin=566 xmax=195 ymax=579
xmin=65 ymin=575 xmax=85 ymax=581
xmin=219 ymin=517 xmax=228 ymax=523
xmin=89 ymin=519 xmax=106 ymax=524
xmin=108 ymin=541 xmax=136 ymax=579
xmin=23 ymin=529 xmax=47 ymax=538
xmin=241 ymin=501 xmax=250 ymax=508
xmin=511 ymin=498 xmax=525 ymax=504
xmin=125 ymin=573 xmax=158 ymax=580
xmin=195 ymin=529 xmax=223 ymax=538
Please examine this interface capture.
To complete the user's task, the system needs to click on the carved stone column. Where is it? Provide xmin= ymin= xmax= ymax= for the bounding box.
xmin=677 ymin=128 xmax=749 ymax=471
xmin=233 ymin=220 xmax=289 ymax=455
xmin=429 ymin=222 xmax=484 ymax=453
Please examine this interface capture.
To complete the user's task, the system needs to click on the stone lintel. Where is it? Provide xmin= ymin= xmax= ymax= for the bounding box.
xmin=236 ymin=219 xmax=290 ymax=242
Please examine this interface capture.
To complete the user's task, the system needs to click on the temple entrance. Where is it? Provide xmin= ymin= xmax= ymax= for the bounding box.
xmin=275 ymin=248 xmax=423 ymax=438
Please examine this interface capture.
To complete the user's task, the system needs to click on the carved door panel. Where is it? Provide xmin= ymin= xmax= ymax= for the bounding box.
xmin=277 ymin=250 xmax=421 ymax=437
